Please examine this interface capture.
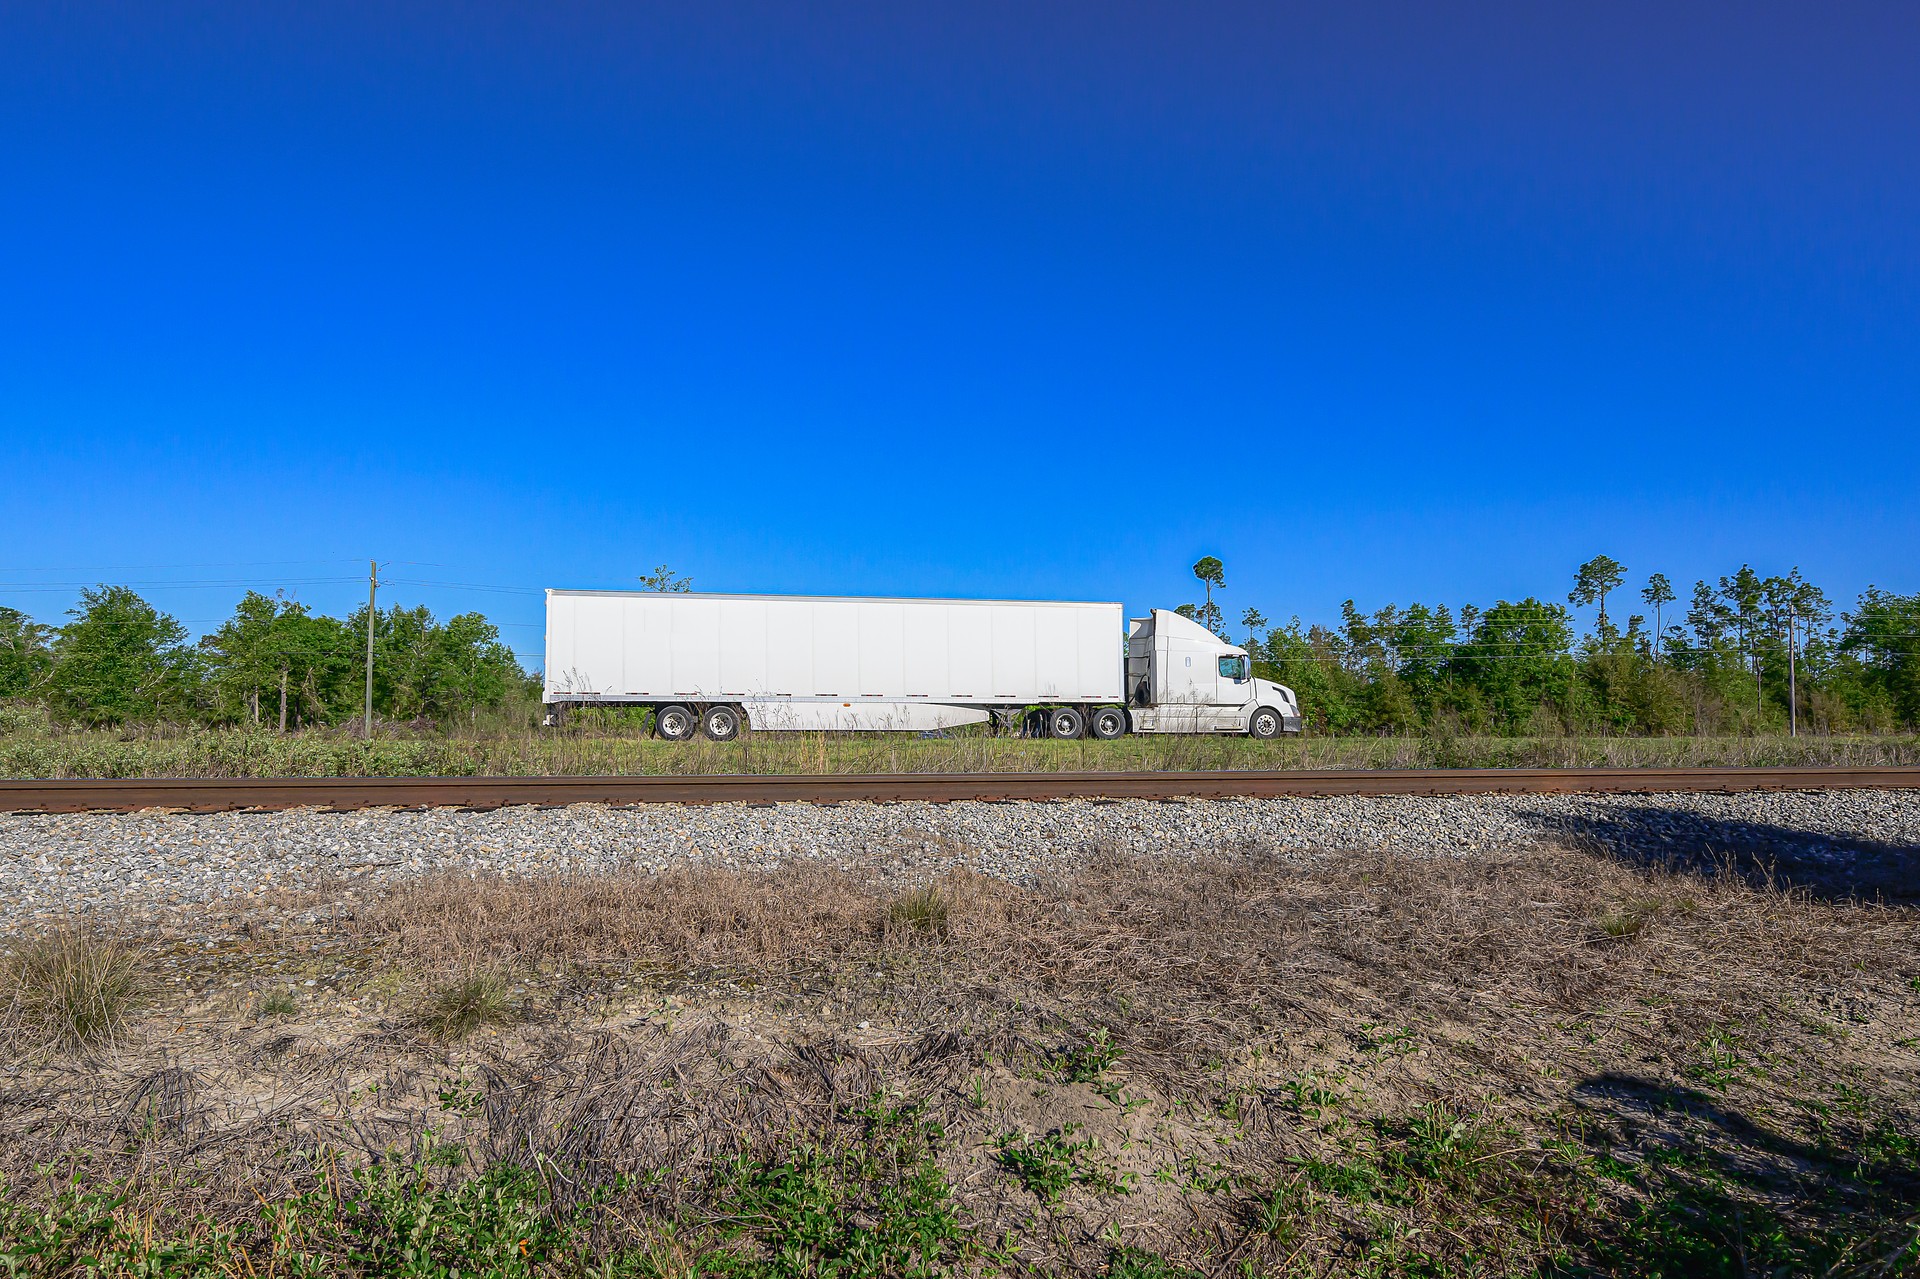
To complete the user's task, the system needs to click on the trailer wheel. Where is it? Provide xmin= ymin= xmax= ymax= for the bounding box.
xmin=701 ymin=704 xmax=742 ymax=741
xmin=1048 ymin=707 xmax=1086 ymax=739
xmin=1089 ymin=706 xmax=1127 ymax=740
xmin=1249 ymin=707 xmax=1283 ymax=739
xmin=655 ymin=704 xmax=698 ymax=741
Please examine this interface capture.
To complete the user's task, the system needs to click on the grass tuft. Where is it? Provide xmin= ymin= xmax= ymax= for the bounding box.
xmin=416 ymin=968 xmax=518 ymax=1040
xmin=2 ymin=926 xmax=145 ymax=1053
xmin=885 ymin=885 xmax=950 ymax=938
xmin=254 ymin=989 xmax=297 ymax=1018
xmin=1595 ymin=898 xmax=1662 ymax=940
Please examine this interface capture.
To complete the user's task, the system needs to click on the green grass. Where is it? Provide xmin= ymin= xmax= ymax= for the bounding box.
xmin=0 ymin=1101 xmax=978 ymax=1279
xmin=1253 ymin=1095 xmax=1920 ymax=1279
xmin=253 ymin=988 xmax=298 ymax=1018
xmin=3 ymin=721 xmax=1917 ymax=779
xmin=885 ymin=886 xmax=950 ymax=938
xmin=1 ymin=1087 xmax=1914 ymax=1278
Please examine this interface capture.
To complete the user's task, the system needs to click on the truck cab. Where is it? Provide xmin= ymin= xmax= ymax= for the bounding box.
xmin=1126 ymin=609 xmax=1302 ymax=736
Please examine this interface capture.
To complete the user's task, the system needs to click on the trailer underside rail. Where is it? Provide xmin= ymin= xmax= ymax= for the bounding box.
xmin=2 ymin=767 xmax=1917 ymax=813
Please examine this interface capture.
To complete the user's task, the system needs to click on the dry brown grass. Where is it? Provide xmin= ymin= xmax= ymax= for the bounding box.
xmin=3 ymin=843 xmax=1916 ymax=1274
xmin=340 ymin=846 xmax=1916 ymax=1090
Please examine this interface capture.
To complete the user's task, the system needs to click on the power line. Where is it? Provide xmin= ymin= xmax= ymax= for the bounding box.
xmin=0 ymin=558 xmax=371 ymax=573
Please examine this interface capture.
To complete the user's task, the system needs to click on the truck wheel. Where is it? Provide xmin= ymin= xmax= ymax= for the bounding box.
xmin=702 ymin=704 xmax=742 ymax=741
xmin=655 ymin=704 xmax=697 ymax=741
xmin=1049 ymin=707 xmax=1086 ymax=739
xmin=1089 ymin=706 xmax=1127 ymax=740
xmin=1249 ymin=707 xmax=1283 ymax=739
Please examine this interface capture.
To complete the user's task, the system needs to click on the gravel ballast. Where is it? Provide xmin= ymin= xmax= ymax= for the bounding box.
xmin=2 ymin=789 xmax=1917 ymax=929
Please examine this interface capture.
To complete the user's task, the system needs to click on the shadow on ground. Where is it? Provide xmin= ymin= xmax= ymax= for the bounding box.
xmin=1561 ymin=1072 xmax=1920 ymax=1275
xmin=1516 ymin=804 xmax=1920 ymax=902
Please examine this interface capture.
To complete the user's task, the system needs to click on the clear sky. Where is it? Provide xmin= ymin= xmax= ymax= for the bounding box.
xmin=3 ymin=2 xmax=1915 ymax=666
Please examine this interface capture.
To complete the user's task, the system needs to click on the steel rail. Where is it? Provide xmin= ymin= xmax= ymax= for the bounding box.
xmin=2 ymin=767 xmax=1917 ymax=814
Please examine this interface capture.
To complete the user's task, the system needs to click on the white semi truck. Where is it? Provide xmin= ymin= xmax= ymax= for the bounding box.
xmin=543 ymin=589 xmax=1303 ymax=740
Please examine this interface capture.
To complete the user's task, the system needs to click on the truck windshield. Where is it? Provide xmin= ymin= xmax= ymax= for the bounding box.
xmin=1218 ymin=656 xmax=1248 ymax=681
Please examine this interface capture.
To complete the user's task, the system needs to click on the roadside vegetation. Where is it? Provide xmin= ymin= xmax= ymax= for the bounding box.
xmin=1 ymin=834 xmax=1915 ymax=1275
xmin=1 ymin=557 xmax=1917 ymax=781
xmin=3 ymin=712 xmax=1919 ymax=779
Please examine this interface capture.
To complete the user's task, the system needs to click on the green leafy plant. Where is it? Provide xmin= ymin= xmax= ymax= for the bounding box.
xmin=996 ymin=1124 xmax=1131 ymax=1204
xmin=1059 ymin=1027 xmax=1123 ymax=1084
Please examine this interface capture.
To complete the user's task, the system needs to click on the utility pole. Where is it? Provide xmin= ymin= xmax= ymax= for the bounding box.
xmin=1786 ymin=609 xmax=1798 ymax=738
xmin=364 ymin=559 xmax=379 ymax=739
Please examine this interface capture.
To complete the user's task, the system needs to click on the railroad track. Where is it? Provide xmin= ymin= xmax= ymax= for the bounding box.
xmin=2 ymin=767 xmax=1917 ymax=814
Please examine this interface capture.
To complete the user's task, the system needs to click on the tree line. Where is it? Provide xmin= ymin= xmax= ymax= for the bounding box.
xmin=0 ymin=587 xmax=529 ymax=729
xmin=1178 ymin=556 xmax=1920 ymax=734
xmin=2 ymin=560 xmax=1917 ymax=734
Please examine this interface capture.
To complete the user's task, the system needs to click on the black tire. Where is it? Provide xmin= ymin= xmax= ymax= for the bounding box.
xmin=1049 ymin=706 xmax=1086 ymax=739
xmin=702 ymin=704 xmax=742 ymax=741
xmin=1089 ymin=706 xmax=1128 ymax=740
xmin=1249 ymin=706 xmax=1283 ymax=739
xmin=655 ymin=704 xmax=698 ymax=742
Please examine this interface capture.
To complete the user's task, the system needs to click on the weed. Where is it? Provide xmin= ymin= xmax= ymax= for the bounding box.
xmin=996 ymin=1124 xmax=1131 ymax=1204
xmin=436 ymin=1077 xmax=485 ymax=1117
xmin=1163 ymin=1154 xmax=1236 ymax=1195
xmin=1299 ymin=1156 xmax=1380 ymax=1202
xmin=11 ymin=722 xmax=1918 ymax=782
xmin=1396 ymin=1102 xmax=1482 ymax=1178
xmin=1359 ymin=1023 xmax=1418 ymax=1055
xmin=2 ymin=926 xmax=145 ymax=1052
xmin=1280 ymin=1073 xmax=1345 ymax=1120
xmin=1686 ymin=1027 xmax=1749 ymax=1090
xmin=0 ymin=1143 xmax=580 ymax=1278
xmin=1249 ymin=1179 xmax=1311 ymax=1245
xmin=712 ymin=1096 xmax=970 ymax=1276
xmin=1059 ymin=1026 xmax=1123 ymax=1084
xmin=1107 ymin=1245 xmax=1205 ymax=1278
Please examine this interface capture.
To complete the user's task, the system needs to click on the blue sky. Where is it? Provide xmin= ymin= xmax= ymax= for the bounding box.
xmin=3 ymin=2 xmax=1915 ymax=666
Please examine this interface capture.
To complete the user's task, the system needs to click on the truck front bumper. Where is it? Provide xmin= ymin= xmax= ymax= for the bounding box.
xmin=1283 ymin=714 xmax=1303 ymax=734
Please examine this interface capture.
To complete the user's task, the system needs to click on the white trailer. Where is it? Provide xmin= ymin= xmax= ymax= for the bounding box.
xmin=543 ymin=590 xmax=1301 ymax=740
